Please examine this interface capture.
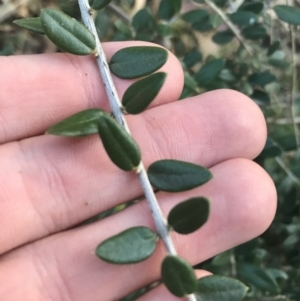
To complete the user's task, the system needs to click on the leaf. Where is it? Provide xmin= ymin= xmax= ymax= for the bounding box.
xmin=95 ymin=227 xmax=158 ymax=264
xmin=168 ymin=197 xmax=210 ymax=234
xmin=162 ymin=255 xmax=197 ymax=297
xmin=256 ymin=137 xmax=282 ymax=159
xmin=238 ymin=1 xmax=264 ymax=14
xmin=195 ymin=58 xmax=225 ymax=86
xmin=122 ymin=72 xmax=167 ymax=114
xmin=97 ymin=114 xmax=141 ymax=171
xmin=95 ymin=9 xmax=110 ymax=40
xmin=148 ymin=160 xmax=213 ymax=192
xmin=248 ymin=72 xmax=276 ymax=86
xmin=110 ymin=46 xmax=168 ymax=79
xmin=158 ymin=0 xmax=182 ymax=20
xmin=47 ymin=109 xmax=104 ymax=136
xmin=40 ymin=8 xmax=96 ymax=55
xmin=182 ymin=9 xmax=213 ymax=32
xmin=251 ymin=90 xmax=270 ymax=105
xmin=241 ymin=24 xmax=266 ymax=40
xmin=237 ymin=263 xmax=279 ymax=293
xmin=90 ymin=0 xmax=112 ymax=10
xmin=183 ymin=49 xmax=202 ymax=68
xmin=267 ymin=41 xmax=281 ymax=56
xmin=229 ymin=11 xmax=258 ymax=27
xmin=273 ymin=5 xmax=300 ymax=25
xmin=132 ymin=8 xmax=156 ymax=33
xmin=13 ymin=17 xmax=45 ymax=34
xmin=195 ymin=275 xmax=248 ymax=301
xmin=212 ymin=30 xmax=234 ymax=45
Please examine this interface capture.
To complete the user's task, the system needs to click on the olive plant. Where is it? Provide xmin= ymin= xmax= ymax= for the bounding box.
xmin=14 ymin=1 xmax=249 ymax=300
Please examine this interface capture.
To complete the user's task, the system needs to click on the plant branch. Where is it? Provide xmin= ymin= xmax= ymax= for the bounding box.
xmin=78 ymin=1 xmax=197 ymax=300
xmin=201 ymin=0 xmax=253 ymax=56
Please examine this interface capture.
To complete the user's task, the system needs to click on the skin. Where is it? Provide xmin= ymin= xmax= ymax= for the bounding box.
xmin=0 ymin=41 xmax=277 ymax=301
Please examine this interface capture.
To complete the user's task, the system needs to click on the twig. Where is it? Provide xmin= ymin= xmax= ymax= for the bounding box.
xmin=201 ymin=0 xmax=253 ymax=56
xmin=107 ymin=2 xmax=132 ymax=25
xmin=77 ymin=1 xmax=197 ymax=300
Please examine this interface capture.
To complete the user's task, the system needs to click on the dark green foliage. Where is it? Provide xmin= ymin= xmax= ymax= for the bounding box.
xmin=212 ymin=30 xmax=234 ymax=45
xmin=251 ymin=90 xmax=270 ymax=105
xmin=182 ymin=9 xmax=213 ymax=32
xmin=256 ymin=137 xmax=282 ymax=160
xmin=195 ymin=275 xmax=248 ymax=301
xmin=168 ymin=197 xmax=210 ymax=234
xmin=273 ymin=5 xmax=300 ymax=25
xmin=97 ymin=113 xmax=141 ymax=171
xmin=47 ymin=109 xmax=103 ymax=136
xmin=90 ymin=0 xmax=112 ymax=10
xmin=161 ymin=255 xmax=197 ymax=297
xmin=229 ymin=11 xmax=258 ymax=27
xmin=241 ymin=24 xmax=267 ymax=40
xmin=248 ymin=72 xmax=276 ymax=87
xmin=122 ymin=72 xmax=167 ymax=114
xmin=183 ymin=49 xmax=202 ymax=67
xmin=110 ymin=46 xmax=168 ymax=79
xmin=40 ymin=8 xmax=96 ymax=55
xmin=158 ymin=0 xmax=181 ymax=20
xmin=238 ymin=1 xmax=264 ymax=14
xmin=13 ymin=17 xmax=44 ymax=34
xmin=148 ymin=159 xmax=213 ymax=192
xmin=132 ymin=8 xmax=156 ymax=33
xmin=95 ymin=227 xmax=158 ymax=263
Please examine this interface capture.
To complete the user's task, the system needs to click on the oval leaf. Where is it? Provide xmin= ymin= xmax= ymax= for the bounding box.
xmin=47 ymin=109 xmax=103 ymax=136
xmin=241 ymin=24 xmax=266 ymax=40
xmin=273 ymin=5 xmax=300 ymax=25
xmin=90 ymin=0 xmax=112 ymax=10
xmin=212 ymin=30 xmax=234 ymax=45
xmin=195 ymin=275 xmax=248 ymax=301
xmin=97 ymin=114 xmax=141 ymax=171
xmin=168 ymin=197 xmax=210 ymax=234
xmin=122 ymin=72 xmax=167 ymax=114
xmin=158 ymin=0 xmax=182 ymax=20
xmin=40 ymin=8 xmax=96 ymax=55
xmin=96 ymin=227 xmax=158 ymax=264
xmin=110 ymin=46 xmax=168 ymax=79
xmin=162 ymin=255 xmax=197 ymax=297
xmin=238 ymin=1 xmax=264 ymax=14
xmin=148 ymin=160 xmax=213 ymax=192
xmin=229 ymin=11 xmax=258 ymax=27
xmin=13 ymin=17 xmax=45 ymax=34
xmin=195 ymin=58 xmax=224 ymax=85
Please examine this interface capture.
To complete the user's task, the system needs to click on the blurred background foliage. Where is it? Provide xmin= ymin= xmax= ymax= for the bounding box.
xmin=1 ymin=0 xmax=300 ymax=300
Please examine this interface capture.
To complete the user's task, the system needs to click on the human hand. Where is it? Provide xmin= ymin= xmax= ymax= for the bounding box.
xmin=0 ymin=41 xmax=276 ymax=301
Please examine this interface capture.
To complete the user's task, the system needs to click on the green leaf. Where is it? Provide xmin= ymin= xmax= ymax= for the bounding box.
xmin=148 ymin=159 xmax=213 ymax=192
xmin=248 ymin=72 xmax=276 ymax=86
xmin=95 ymin=9 xmax=110 ymax=40
xmin=97 ymin=114 xmax=141 ymax=171
xmin=168 ymin=197 xmax=210 ymax=234
xmin=195 ymin=275 xmax=248 ymax=301
xmin=238 ymin=1 xmax=264 ymax=14
xmin=256 ymin=137 xmax=282 ymax=159
xmin=212 ymin=30 xmax=234 ymax=45
xmin=183 ymin=49 xmax=202 ymax=68
xmin=132 ymin=8 xmax=156 ymax=33
xmin=110 ymin=46 xmax=168 ymax=79
xmin=158 ymin=0 xmax=182 ymax=20
xmin=241 ymin=24 xmax=266 ymax=40
xmin=13 ymin=17 xmax=45 ymax=34
xmin=162 ymin=255 xmax=197 ymax=297
xmin=195 ymin=58 xmax=225 ymax=86
xmin=46 ymin=109 xmax=103 ymax=136
xmin=229 ymin=11 xmax=258 ymax=27
xmin=273 ymin=5 xmax=300 ymax=25
xmin=237 ymin=263 xmax=279 ymax=293
xmin=267 ymin=41 xmax=281 ymax=56
xmin=95 ymin=227 xmax=158 ymax=264
xmin=122 ymin=72 xmax=167 ymax=114
xmin=90 ymin=0 xmax=112 ymax=10
xmin=182 ymin=9 xmax=213 ymax=32
xmin=40 ymin=8 xmax=96 ymax=55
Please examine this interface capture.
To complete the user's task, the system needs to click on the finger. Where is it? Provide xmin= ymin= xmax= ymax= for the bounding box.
xmin=0 ymin=159 xmax=277 ymax=301
xmin=137 ymin=270 xmax=212 ymax=301
xmin=0 ymin=41 xmax=183 ymax=143
xmin=0 ymin=90 xmax=267 ymax=254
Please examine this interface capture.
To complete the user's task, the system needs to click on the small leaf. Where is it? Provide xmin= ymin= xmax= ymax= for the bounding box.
xmin=195 ymin=58 xmax=225 ymax=86
xmin=162 ymin=255 xmax=197 ymax=297
xmin=212 ymin=30 xmax=234 ymax=45
xmin=181 ymin=9 xmax=213 ymax=32
xmin=47 ymin=109 xmax=103 ymax=136
xmin=273 ymin=5 xmax=300 ymax=25
xmin=40 ymin=8 xmax=96 ymax=55
xmin=251 ymin=90 xmax=270 ymax=105
xmin=229 ymin=11 xmax=258 ymax=27
xmin=241 ymin=24 xmax=266 ymax=40
xmin=183 ymin=49 xmax=202 ymax=68
xmin=90 ymin=0 xmax=112 ymax=10
xmin=13 ymin=17 xmax=45 ymax=34
xmin=248 ymin=72 xmax=276 ymax=86
xmin=148 ymin=160 xmax=213 ymax=192
xmin=97 ymin=114 xmax=141 ymax=171
xmin=256 ymin=137 xmax=282 ymax=159
xmin=168 ymin=197 xmax=210 ymax=234
xmin=238 ymin=1 xmax=264 ymax=14
xmin=132 ymin=8 xmax=156 ymax=33
xmin=195 ymin=275 xmax=248 ymax=301
xmin=158 ymin=0 xmax=182 ymax=20
xmin=122 ymin=72 xmax=167 ymax=114
xmin=96 ymin=227 xmax=157 ymax=264
xmin=110 ymin=46 xmax=168 ymax=79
